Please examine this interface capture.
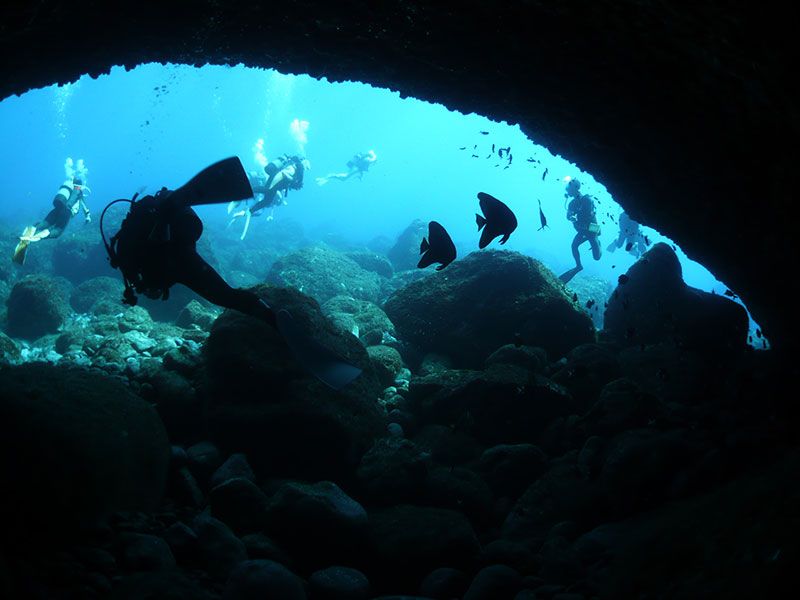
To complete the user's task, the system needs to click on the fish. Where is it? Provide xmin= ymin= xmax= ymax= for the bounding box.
xmin=542 ymin=168 xmax=549 ymax=181
xmin=572 ymin=292 xmax=578 ymax=302
xmin=755 ymin=328 xmax=762 ymax=338
xmin=418 ymin=220 xmax=457 ymax=271
xmin=498 ymin=148 xmax=506 ymax=159
xmin=644 ymin=235 xmax=651 ymax=246
xmin=724 ymin=289 xmax=738 ymax=299
xmin=527 ymin=157 xmax=536 ymax=163
xmin=508 ymin=154 xmax=513 ymax=164
xmin=471 ymin=154 xmax=479 ymax=158
xmin=537 ymin=199 xmax=549 ymax=231
xmin=459 ymin=146 xmax=466 ymax=150
xmin=475 ymin=192 xmax=518 ymax=248
xmin=492 ymin=144 xmax=496 ymax=153
xmin=480 ymin=131 xmax=489 ymax=135
xmin=586 ymin=299 xmax=596 ymax=309
xmin=618 ymin=274 xmax=630 ymax=285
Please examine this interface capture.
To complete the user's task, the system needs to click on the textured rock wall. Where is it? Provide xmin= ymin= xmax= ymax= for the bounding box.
xmin=1 ymin=1 xmax=795 ymax=350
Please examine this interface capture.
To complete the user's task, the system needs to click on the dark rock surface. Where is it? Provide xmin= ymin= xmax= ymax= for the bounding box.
xmin=385 ymin=251 xmax=594 ymax=368
xmin=5 ymin=275 xmax=70 ymax=339
xmin=387 ymin=220 xmax=427 ymax=272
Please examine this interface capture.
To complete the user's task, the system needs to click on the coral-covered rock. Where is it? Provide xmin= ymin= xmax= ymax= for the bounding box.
xmin=385 ymin=250 xmax=595 ymax=368
xmin=346 ymin=250 xmax=394 ymax=279
xmin=366 ymin=345 xmax=404 ymax=386
xmin=267 ymin=245 xmax=382 ymax=304
xmin=70 ymin=276 xmax=125 ymax=313
xmin=387 ymin=219 xmax=427 ymax=272
xmin=323 ymin=295 xmax=397 ymax=346
xmin=5 ymin=275 xmax=71 ymax=339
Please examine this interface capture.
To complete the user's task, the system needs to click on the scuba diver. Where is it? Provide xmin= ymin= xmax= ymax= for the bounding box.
xmin=227 ymin=154 xmax=310 ymax=240
xmin=315 ymin=149 xmax=377 ymax=186
xmin=559 ymin=178 xmax=602 ymax=284
xmin=101 ymin=157 xmax=360 ymax=390
xmin=607 ymin=211 xmax=647 ymax=258
xmin=13 ymin=158 xmax=92 ymax=265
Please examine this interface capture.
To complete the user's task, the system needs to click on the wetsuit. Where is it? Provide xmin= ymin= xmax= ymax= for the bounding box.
xmin=249 ymin=158 xmax=304 ymax=214
xmin=609 ymin=212 xmax=647 ymax=257
xmin=567 ymin=193 xmax=601 ymax=268
xmin=36 ymin=181 xmax=87 ymax=238
xmin=114 ymin=190 xmax=276 ymax=326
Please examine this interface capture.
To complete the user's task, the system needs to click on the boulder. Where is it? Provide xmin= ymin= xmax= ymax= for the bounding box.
xmin=602 ymin=243 xmax=748 ymax=352
xmin=485 ymin=344 xmax=548 ymax=373
xmin=5 ymin=275 xmax=71 ymax=339
xmin=192 ymin=513 xmax=248 ymax=581
xmin=267 ymin=245 xmax=382 ymax=304
xmin=463 ymin=565 xmax=523 ymax=600
xmin=477 ymin=444 xmax=549 ymax=500
xmin=209 ymin=477 xmax=271 ymax=534
xmin=0 ymin=363 xmax=170 ymax=536
xmin=204 ymin=285 xmax=382 ymax=482
xmin=70 ymin=276 xmax=125 ymax=313
xmin=384 ymin=250 xmax=595 ymax=368
xmin=308 ymin=566 xmax=371 ymax=600
xmin=357 ymin=437 xmax=430 ymax=505
xmin=223 ymin=560 xmax=306 ymax=600
xmin=387 ymin=219 xmax=427 ymax=271
xmin=176 ymin=299 xmax=219 ymax=330
xmin=550 ymin=343 xmax=622 ymax=411
xmin=367 ymin=345 xmax=404 ymax=386
xmin=346 ymin=250 xmax=394 ymax=278
xmin=323 ymin=295 xmax=397 ymax=346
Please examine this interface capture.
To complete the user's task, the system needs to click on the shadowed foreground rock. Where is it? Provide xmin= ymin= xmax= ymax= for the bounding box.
xmin=385 ymin=250 xmax=595 ymax=368
xmin=0 ymin=363 xmax=170 ymax=536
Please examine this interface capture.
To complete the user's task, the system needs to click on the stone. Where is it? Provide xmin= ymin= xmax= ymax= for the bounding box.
xmin=367 ymin=344 xmax=404 ymax=386
xmin=209 ymin=477 xmax=271 ymax=534
xmin=192 ymin=513 xmax=248 ymax=581
xmin=419 ymin=568 xmax=470 ymax=600
xmin=485 ymin=344 xmax=548 ymax=373
xmin=384 ymin=250 xmax=595 ymax=368
xmin=186 ymin=441 xmax=223 ymax=488
xmin=211 ymin=453 xmax=257 ymax=488
xmin=241 ymin=533 xmax=292 ymax=566
xmin=176 ymin=299 xmax=219 ymax=330
xmin=463 ymin=565 xmax=523 ymax=600
xmin=550 ymin=343 xmax=622 ymax=412
xmin=477 ymin=444 xmax=549 ymax=500
xmin=357 ymin=437 xmax=429 ymax=505
xmin=5 ymin=275 xmax=70 ymax=339
xmin=163 ymin=522 xmax=199 ymax=562
xmin=345 ymin=250 xmax=394 ymax=278
xmin=223 ymin=559 xmax=306 ymax=600
xmin=0 ymin=363 xmax=169 ymax=537
xmin=70 ymin=276 xmax=124 ymax=313
xmin=387 ymin=219 xmax=427 ymax=271
xmin=119 ymin=533 xmax=176 ymax=571
xmin=308 ymin=566 xmax=371 ymax=600
xmin=323 ymin=295 xmax=397 ymax=346
xmin=479 ymin=539 xmax=539 ymax=574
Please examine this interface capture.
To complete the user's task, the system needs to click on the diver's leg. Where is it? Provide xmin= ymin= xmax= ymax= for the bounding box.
xmin=589 ymin=234 xmax=602 ymax=261
xmin=175 ymin=250 xmax=276 ymax=328
xmin=571 ymin=233 xmax=585 ymax=269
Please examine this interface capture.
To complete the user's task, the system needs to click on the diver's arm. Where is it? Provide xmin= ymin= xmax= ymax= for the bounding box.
xmin=80 ymin=197 xmax=91 ymax=223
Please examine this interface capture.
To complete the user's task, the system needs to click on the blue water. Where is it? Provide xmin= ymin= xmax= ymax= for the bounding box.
xmin=0 ymin=63 xmax=766 ymax=346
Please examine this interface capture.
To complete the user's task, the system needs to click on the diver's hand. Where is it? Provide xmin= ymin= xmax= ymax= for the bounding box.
xmin=84 ymin=213 xmax=92 ymax=224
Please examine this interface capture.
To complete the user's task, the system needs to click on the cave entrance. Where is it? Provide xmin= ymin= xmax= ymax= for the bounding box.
xmin=0 ymin=62 xmax=767 ymax=348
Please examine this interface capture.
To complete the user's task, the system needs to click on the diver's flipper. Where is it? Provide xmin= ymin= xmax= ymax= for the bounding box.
xmin=559 ymin=266 xmax=583 ymax=284
xmin=240 ymin=211 xmax=252 ymax=241
xmin=227 ymin=201 xmax=238 ymax=215
xmin=171 ymin=157 xmax=254 ymax=208
xmin=12 ymin=227 xmax=36 ymax=265
xmin=276 ymin=309 xmax=362 ymax=390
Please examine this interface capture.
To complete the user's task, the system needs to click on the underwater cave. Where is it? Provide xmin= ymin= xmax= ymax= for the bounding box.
xmin=0 ymin=2 xmax=796 ymax=599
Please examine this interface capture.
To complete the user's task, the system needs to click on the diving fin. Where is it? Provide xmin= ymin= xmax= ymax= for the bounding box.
xmin=240 ymin=210 xmax=252 ymax=241
xmin=276 ymin=309 xmax=362 ymax=390
xmin=170 ymin=157 xmax=254 ymax=208
xmin=559 ymin=266 xmax=583 ymax=284
xmin=12 ymin=226 xmax=36 ymax=265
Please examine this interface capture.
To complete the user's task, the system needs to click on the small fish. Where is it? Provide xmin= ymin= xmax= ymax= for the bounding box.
xmin=537 ymin=199 xmax=549 ymax=231
xmin=527 ymin=157 xmax=536 ymax=163
xmin=492 ymin=144 xmax=496 ymax=153
xmin=418 ymin=220 xmax=457 ymax=271
xmin=480 ymin=131 xmax=489 ymax=135
xmin=618 ymin=274 xmax=630 ymax=285
xmin=748 ymin=335 xmax=753 ymax=343
xmin=508 ymin=154 xmax=513 ymax=164
xmin=762 ymin=339 xmax=767 ymax=349
xmin=459 ymin=146 xmax=466 ymax=150
xmin=475 ymin=192 xmax=518 ymax=248
xmin=471 ymin=154 xmax=479 ymax=158
xmin=542 ymin=168 xmax=549 ymax=181
xmin=644 ymin=235 xmax=651 ymax=246
xmin=498 ymin=148 xmax=506 ymax=159
xmin=724 ymin=289 xmax=738 ymax=299
xmin=486 ymin=153 xmax=493 ymax=159
xmin=503 ymin=165 xmax=510 ymax=170
xmin=756 ymin=328 xmax=762 ymax=338
xmin=572 ymin=293 xmax=578 ymax=302
xmin=586 ymin=299 xmax=595 ymax=309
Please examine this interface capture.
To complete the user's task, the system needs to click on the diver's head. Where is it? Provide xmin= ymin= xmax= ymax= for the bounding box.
xmin=566 ymin=178 xmax=581 ymax=198
xmin=73 ymin=177 xmax=83 ymax=186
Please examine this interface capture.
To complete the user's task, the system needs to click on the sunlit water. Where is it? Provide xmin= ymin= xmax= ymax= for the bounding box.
xmin=0 ymin=63 xmax=767 ymax=348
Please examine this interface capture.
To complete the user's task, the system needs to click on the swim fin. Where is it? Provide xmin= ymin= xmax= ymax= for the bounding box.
xmin=559 ymin=266 xmax=583 ymax=284
xmin=12 ymin=226 xmax=36 ymax=265
xmin=171 ymin=157 xmax=254 ymax=208
xmin=275 ymin=309 xmax=362 ymax=390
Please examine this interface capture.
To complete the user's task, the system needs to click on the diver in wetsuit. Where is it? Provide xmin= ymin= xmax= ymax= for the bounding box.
xmin=606 ymin=211 xmax=647 ymax=258
xmin=103 ymin=157 xmax=360 ymax=389
xmin=560 ymin=178 xmax=602 ymax=284
xmin=228 ymin=154 xmax=310 ymax=240
xmin=315 ymin=149 xmax=377 ymax=186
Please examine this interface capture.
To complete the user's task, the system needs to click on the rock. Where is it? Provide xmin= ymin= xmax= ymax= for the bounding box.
xmin=578 ymin=378 xmax=664 ymax=437
xmin=118 ymin=305 xmax=154 ymax=334
xmin=264 ymin=481 xmax=368 ymax=569
xmin=369 ymin=505 xmax=480 ymax=591
xmin=502 ymin=456 xmax=607 ymax=544
xmin=223 ymin=560 xmax=306 ymax=600
xmin=308 ymin=566 xmax=371 ymax=600
xmin=162 ymin=343 xmax=203 ymax=377
xmin=322 ymin=295 xmax=397 ymax=346
xmin=210 ymin=477 xmax=271 ymax=534
xmin=427 ymin=466 xmax=494 ymax=524
xmin=345 ymin=250 xmax=394 ymax=278
xmin=477 ymin=444 xmax=549 ymax=500
xmin=267 ymin=245 xmax=382 ymax=304
xmin=550 ymin=343 xmax=622 ymax=411
xmin=485 ymin=344 xmax=548 ymax=372
xmin=70 ymin=276 xmax=124 ymax=313
xmin=480 ymin=540 xmax=539 ymax=574
xmin=387 ymin=219 xmax=427 ymax=271
xmin=419 ymin=568 xmax=470 ymax=600
xmin=176 ymin=299 xmax=219 ymax=330
xmin=577 ymin=436 xmax=605 ymax=480
xmin=603 ymin=243 xmax=748 ymax=352
xmin=139 ymin=366 xmax=203 ymax=443
xmin=367 ymin=345 xmax=404 ymax=386
xmin=5 ymin=275 xmax=70 ymax=339
xmin=241 ymin=533 xmax=291 ymax=565
xmin=463 ymin=565 xmax=523 ymax=600
xmin=163 ymin=522 xmax=199 ymax=562
xmin=538 ymin=535 xmax=582 ymax=584
xmin=119 ymin=533 xmax=176 ymax=571
xmin=0 ymin=331 xmax=19 ymax=360
xmin=192 ymin=513 xmax=248 ymax=581
xmin=168 ymin=466 xmax=205 ymax=508
xmin=111 ymin=571 xmax=217 ymax=600
xmin=357 ymin=437 xmax=429 ymax=505
xmin=409 ymin=365 xmax=575 ymax=445
xmin=0 ymin=363 xmax=169 ymax=537
xmin=211 ymin=453 xmax=256 ymax=488
xmin=187 ymin=441 xmax=223 ymax=488
xmin=384 ymin=250 xmax=595 ymax=368
xmin=204 ymin=285 xmax=382 ymax=482
xmin=413 ymin=424 xmax=481 ymax=466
